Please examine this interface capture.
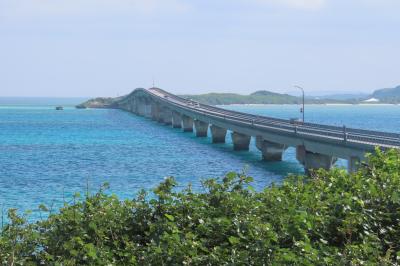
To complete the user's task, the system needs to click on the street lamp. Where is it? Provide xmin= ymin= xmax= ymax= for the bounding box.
xmin=294 ymin=85 xmax=305 ymax=123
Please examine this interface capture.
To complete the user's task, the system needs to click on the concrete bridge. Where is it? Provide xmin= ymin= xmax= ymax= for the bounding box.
xmin=114 ymin=87 xmax=400 ymax=174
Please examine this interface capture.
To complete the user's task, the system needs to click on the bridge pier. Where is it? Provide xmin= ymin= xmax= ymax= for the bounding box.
xmin=256 ymin=136 xmax=286 ymax=161
xmin=172 ymin=111 xmax=182 ymax=128
xmin=348 ymin=156 xmax=361 ymax=173
xmin=136 ymin=98 xmax=145 ymax=116
xmin=296 ymin=145 xmax=337 ymax=175
xmin=151 ymin=103 xmax=160 ymax=121
xmin=108 ymin=88 xmax=394 ymax=176
xmin=119 ymin=97 xmax=133 ymax=113
xmin=157 ymin=111 xmax=165 ymax=123
xmin=210 ymin=125 xmax=227 ymax=143
xmin=231 ymin=132 xmax=251 ymax=151
xmin=144 ymin=103 xmax=152 ymax=119
xmin=194 ymin=120 xmax=209 ymax=137
xmin=156 ymin=106 xmax=165 ymax=123
xmin=139 ymin=104 xmax=145 ymax=116
xmin=127 ymin=98 xmax=135 ymax=113
xmin=182 ymin=115 xmax=194 ymax=132
xmin=136 ymin=98 xmax=152 ymax=118
xmin=161 ymin=108 xmax=172 ymax=125
xmin=164 ymin=111 xmax=172 ymax=125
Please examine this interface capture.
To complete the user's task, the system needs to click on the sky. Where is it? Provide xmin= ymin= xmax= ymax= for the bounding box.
xmin=0 ymin=0 xmax=399 ymax=97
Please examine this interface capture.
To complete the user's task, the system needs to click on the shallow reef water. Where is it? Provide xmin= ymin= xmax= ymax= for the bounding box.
xmin=0 ymin=104 xmax=399 ymax=219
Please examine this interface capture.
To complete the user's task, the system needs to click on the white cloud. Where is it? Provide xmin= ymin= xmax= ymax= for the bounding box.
xmin=255 ymin=0 xmax=326 ymax=10
xmin=0 ymin=0 xmax=189 ymax=21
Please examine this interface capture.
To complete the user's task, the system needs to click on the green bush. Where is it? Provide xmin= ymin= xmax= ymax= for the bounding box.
xmin=1 ymin=149 xmax=399 ymax=265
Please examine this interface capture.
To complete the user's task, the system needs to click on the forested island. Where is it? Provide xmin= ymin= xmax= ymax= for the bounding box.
xmin=76 ymin=97 xmax=122 ymax=109
xmin=180 ymin=90 xmax=346 ymax=105
xmin=181 ymin=85 xmax=400 ymax=105
xmin=370 ymin=85 xmax=400 ymax=103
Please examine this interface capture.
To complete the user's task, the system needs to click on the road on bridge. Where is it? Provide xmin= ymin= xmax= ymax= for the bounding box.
xmin=147 ymin=87 xmax=400 ymax=149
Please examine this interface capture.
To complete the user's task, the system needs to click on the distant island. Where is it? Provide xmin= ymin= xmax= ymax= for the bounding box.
xmin=180 ymin=91 xmax=347 ymax=105
xmin=77 ymin=85 xmax=400 ymax=108
xmin=370 ymin=85 xmax=400 ymax=103
xmin=76 ymin=96 xmax=123 ymax=109
xmin=181 ymin=85 xmax=400 ymax=105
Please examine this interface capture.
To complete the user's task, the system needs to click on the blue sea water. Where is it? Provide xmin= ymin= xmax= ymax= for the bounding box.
xmin=0 ymin=102 xmax=399 ymax=220
xmin=222 ymin=104 xmax=400 ymax=132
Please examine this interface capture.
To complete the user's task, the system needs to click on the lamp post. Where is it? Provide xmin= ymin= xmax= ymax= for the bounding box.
xmin=294 ymin=85 xmax=305 ymax=123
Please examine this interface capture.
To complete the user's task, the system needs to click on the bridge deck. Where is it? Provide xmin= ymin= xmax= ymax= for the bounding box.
xmin=146 ymin=87 xmax=400 ymax=149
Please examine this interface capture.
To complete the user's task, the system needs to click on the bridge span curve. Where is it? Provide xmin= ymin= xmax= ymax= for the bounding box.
xmin=114 ymin=87 xmax=400 ymax=173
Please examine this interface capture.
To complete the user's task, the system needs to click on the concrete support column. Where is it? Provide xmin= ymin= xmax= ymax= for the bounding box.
xmin=141 ymin=99 xmax=148 ymax=117
xmin=156 ymin=105 xmax=164 ymax=123
xmin=255 ymin=136 xmax=286 ymax=161
xmin=157 ymin=110 xmax=165 ymax=123
xmin=231 ymin=132 xmax=251 ymax=151
xmin=172 ymin=111 xmax=182 ymax=128
xmin=182 ymin=115 xmax=194 ymax=132
xmin=194 ymin=120 xmax=209 ymax=137
xmin=162 ymin=109 xmax=172 ymax=125
xmin=296 ymin=145 xmax=337 ymax=175
xmin=157 ymin=107 xmax=171 ymax=125
xmin=129 ymin=98 xmax=136 ymax=113
xmin=133 ymin=98 xmax=139 ymax=115
xmin=144 ymin=101 xmax=152 ymax=118
xmin=348 ymin=156 xmax=361 ymax=173
xmin=151 ymin=103 xmax=159 ymax=121
xmin=210 ymin=125 xmax=227 ymax=143
xmin=137 ymin=99 xmax=145 ymax=116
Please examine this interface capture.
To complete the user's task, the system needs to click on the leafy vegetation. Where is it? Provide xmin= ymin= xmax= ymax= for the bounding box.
xmin=76 ymin=97 xmax=123 ymax=109
xmin=1 ymin=149 xmax=400 ymax=265
xmin=180 ymin=90 xmax=347 ymax=105
xmin=372 ymin=85 xmax=400 ymax=103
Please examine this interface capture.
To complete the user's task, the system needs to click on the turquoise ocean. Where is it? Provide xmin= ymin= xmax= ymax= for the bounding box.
xmin=0 ymin=99 xmax=399 ymax=219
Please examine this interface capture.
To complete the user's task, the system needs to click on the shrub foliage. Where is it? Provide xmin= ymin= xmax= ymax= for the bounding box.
xmin=1 ymin=149 xmax=400 ymax=265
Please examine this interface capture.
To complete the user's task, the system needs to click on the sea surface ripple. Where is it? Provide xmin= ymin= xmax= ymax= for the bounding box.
xmin=0 ymin=104 xmax=399 ymax=219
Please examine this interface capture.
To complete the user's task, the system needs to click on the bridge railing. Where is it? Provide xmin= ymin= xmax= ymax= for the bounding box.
xmin=146 ymin=88 xmax=400 ymax=148
xmin=202 ymin=102 xmax=400 ymax=140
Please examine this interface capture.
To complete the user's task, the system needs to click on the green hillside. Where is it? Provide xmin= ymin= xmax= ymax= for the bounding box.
xmin=180 ymin=90 xmax=346 ymax=105
xmin=76 ymin=96 xmax=123 ymax=109
xmin=372 ymin=85 xmax=400 ymax=103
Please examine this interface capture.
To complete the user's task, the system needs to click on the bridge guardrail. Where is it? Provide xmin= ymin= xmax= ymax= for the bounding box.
xmin=146 ymin=88 xmax=400 ymax=148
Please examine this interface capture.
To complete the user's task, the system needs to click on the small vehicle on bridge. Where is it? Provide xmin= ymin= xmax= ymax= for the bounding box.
xmin=187 ymin=99 xmax=200 ymax=107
